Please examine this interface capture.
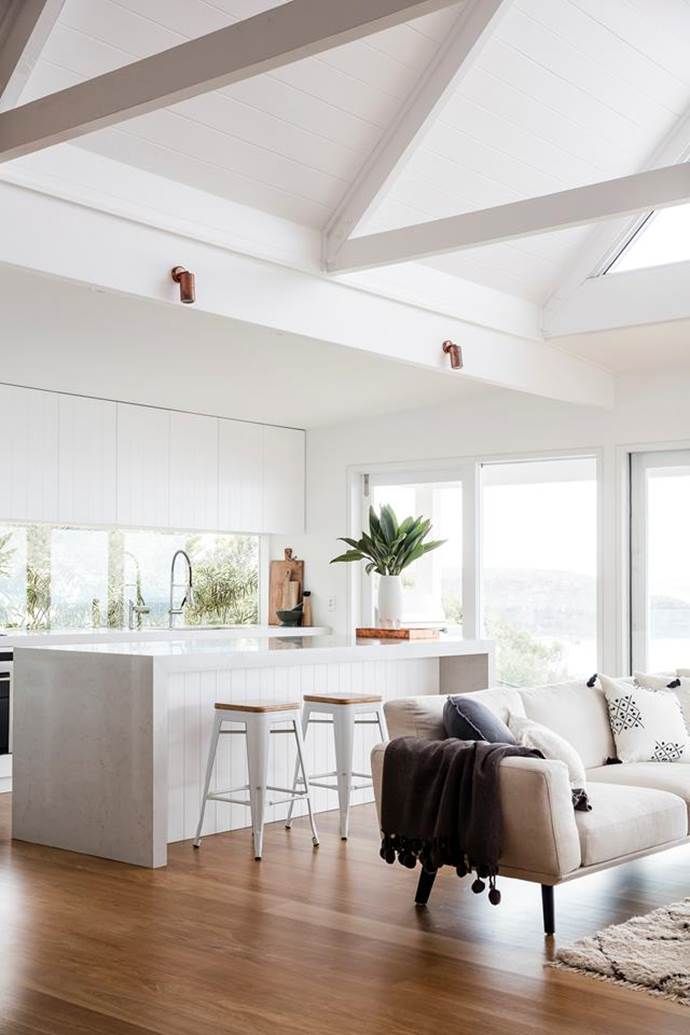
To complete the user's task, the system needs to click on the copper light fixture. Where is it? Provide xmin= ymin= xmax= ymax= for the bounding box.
xmin=442 ymin=339 xmax=463 ymax=369
xmin=171 ymin=266 xmax=196 ymax=304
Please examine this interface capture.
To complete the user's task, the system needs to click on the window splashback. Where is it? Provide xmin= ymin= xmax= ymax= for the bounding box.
xmin=0 ymin=522 xmax=259 ymax=631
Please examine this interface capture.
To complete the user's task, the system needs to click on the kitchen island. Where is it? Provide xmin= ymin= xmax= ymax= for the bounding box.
xmin=12 ymin=635 xmax=493 ymax=867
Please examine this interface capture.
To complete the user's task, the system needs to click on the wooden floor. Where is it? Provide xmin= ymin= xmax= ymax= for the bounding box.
xmin=1 ymin=795 xmax=689 ymax=1034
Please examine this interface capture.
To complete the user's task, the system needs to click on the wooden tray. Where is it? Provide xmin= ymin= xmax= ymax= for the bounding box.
xmin=356 ymin=627 xmax=440 ymax=640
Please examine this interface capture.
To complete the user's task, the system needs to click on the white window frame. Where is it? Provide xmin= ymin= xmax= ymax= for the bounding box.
xmin=346 ymin=448 xmax=603 ymax=674
xmin=630 ymin=447 xmax=690 ymax=672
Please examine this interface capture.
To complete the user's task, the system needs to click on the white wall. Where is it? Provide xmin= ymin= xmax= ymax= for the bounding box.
xmin=288 ymin=371 xmax=690 ymax=672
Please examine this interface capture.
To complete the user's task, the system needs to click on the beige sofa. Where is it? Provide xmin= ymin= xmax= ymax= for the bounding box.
xmin=371 ymin=684 xmax=690 ymax=934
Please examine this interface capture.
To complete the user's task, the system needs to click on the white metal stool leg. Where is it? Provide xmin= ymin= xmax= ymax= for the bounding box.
xmin=285 ymin=705 xmax=310 ymax=831
xmin=333 ymin=704 xmax=355 ymax=840
xmin=246 ymin=713 xmax=270 ymax=860
xmin=193 ymin=712 xmax=223 ymax=848
xmin=374 ymin=705 xmax=388 ymax=743
xmin=293 ymin=718 xmax=319 ymax=847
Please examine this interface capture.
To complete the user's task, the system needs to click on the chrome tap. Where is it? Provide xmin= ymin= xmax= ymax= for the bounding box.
xmin=168 ymin=549 xmax=194 ymax=629
xmin=124 ymin=551 xmax=149 ymax=630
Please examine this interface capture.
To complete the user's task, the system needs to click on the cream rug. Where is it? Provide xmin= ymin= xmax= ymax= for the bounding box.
xmin=551 ymin=898 xmax=690 ymax=1005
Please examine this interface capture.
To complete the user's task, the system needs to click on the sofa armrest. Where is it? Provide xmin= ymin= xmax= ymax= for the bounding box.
xmin=369 ymin=746 xmax=581 ymax=881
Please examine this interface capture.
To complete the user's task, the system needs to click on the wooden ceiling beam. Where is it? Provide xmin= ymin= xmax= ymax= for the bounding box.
xmin=328 ymin=161 xmax=690 ymax=273
xmin=0 ymin=0 xmax=460 ymax=163
xmin=0 ymin=0 xmax=64 ymax=112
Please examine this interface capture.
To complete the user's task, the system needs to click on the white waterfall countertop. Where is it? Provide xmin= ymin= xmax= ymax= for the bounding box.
xmin=16 ymin=634 xmax=493 ymax=671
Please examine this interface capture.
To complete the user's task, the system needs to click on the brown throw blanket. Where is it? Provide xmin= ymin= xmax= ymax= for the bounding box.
xmin=380 ymin=737 xmax=542 ymax=905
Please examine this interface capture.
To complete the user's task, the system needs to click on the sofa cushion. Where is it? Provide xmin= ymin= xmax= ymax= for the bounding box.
xmin=383 ymin=695 xmax=445 ymax=740
xmin=443 ymin=695 xmax=516 ymax=743
xmin=600 ymin=674 xmax=690 ymax=763
xmin=508 ymin=712 xmax=590 ymax=810
xmin=519 ymin=679 xmax=616 ymax=769
xmin=383 ymin=688 xmax=525 ymax=741
xmin=588 ymin=763 xmax=690 ymax=819
xmin=575 ymin=783 xmax=687 ymax=867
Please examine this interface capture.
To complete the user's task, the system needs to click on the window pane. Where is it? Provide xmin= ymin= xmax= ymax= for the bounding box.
xmin=371 ymin=482 xmax=462 ymax=626
xmin=0 ymin=521 xmax=261 ymax=631
xmin=607 ymin=204 xmax=690 ymax=274
xmin=645 ymin=466 xmax=690 ymax=671
xmin=481 ymin=458 xmax=597 ymax=686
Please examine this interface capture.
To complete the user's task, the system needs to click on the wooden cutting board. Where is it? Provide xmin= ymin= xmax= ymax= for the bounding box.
xmin=268 ymin=550 xmax=304 ymax=625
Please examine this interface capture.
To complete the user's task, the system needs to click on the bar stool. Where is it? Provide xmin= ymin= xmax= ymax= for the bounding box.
xmin=285 ymin=692 xmax=388 ymax=840
xmin=193 ymin=701 xmax=319 ymax=860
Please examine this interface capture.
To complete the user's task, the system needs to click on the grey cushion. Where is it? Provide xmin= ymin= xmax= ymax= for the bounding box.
xmin=443 ymin=695 xmax=516 ymax=743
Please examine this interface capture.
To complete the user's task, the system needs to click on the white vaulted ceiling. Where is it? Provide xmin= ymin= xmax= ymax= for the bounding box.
xmin=19 ymin=0 xmax=463 ymax=226
xmin=16 ymin=0 xmax=690 ymax=305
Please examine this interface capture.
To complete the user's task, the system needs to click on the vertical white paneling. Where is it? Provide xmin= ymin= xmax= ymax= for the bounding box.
xmin=0 ymin=385 xmax=58 ymax=522
xmin=262 ymin=425 xmax=305 ymax=534
xmin=167 ymin=657 xmax=440 ymax=844
xmin=169 ymin=411 xmax=218 ymax=531
xmin=117 ymin=403 xmax=170 ymax=527
xmin=58 ymin=394 xmax=117 ymax=525
xmin=218 ymin=418 xmax=263 ymax=533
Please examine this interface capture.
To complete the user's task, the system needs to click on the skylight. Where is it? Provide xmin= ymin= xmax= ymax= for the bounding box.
xmin=606 ymin=202 xmax=690 ymax=274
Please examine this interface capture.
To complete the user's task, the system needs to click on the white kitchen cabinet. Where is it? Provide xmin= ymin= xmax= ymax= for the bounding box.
xmin=58 ymin=394 xmax=117 ymax=525
xmin=218 ymin=418 xmax=263 ymax=533
xmin=262 ymin=425 xmax=305 ymax=534
xmin=117 ymin=403 xmax=170 ymax=528
xmin=0 ymin=385 xmax=58 ymax=522
xmin=169 ymin=411 xmax=218 ymax=530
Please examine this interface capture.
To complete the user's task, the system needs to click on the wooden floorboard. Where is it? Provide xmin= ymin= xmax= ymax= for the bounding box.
xmin=1 ymin=794 xmax=689 ymax=1033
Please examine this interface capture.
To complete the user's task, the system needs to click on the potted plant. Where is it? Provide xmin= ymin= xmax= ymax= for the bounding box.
xmin=331 ymin=504 xmax=445 ymax=627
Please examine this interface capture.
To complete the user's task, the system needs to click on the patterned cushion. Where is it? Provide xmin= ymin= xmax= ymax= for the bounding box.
xmin=600 ymin=675 xmax=690 ymax=763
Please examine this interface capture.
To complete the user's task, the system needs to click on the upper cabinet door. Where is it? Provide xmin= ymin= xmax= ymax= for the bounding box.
xmin=169 ymin=411 xmax=218 ymax=531
xmin=58 ymin=394 xmax=117 ymax=525
xmin=218 ymin=419 xmax=263 ymax=533
xmin=0 ymin=385 xmax=59 ymax=522
xmin=262 ymin=426 xmax=305 ymax=534
xmin=117 ymin=403 xmax=170 ymax=528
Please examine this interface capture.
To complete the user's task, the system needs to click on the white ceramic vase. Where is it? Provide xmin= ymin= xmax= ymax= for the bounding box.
xmin=377 ymin=574 xmax=403 ymax=628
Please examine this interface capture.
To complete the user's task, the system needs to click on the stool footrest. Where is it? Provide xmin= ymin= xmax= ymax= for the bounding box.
xmin=308 ymin=779 xmax=373 ymax=792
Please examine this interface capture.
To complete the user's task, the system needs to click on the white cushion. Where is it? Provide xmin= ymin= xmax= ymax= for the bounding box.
xmin=518 ymin=679 xmax=616 ymax=769
xmin=574 ymin=783 xmax=687 ymax=867
xmin=634 ymin=671 xmax=690 ymax=730
xmin=600 ymin=674 xmax=690 ymax=763
xmin=507 ymin=712 xmax=587 ymax=793
xmin=588 ymin=763 xmax=690 ymax=820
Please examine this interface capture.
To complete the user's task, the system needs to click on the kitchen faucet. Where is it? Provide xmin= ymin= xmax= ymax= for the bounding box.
xmin=168 ymin=549 xmax=194 ymax=628
xmin=124 ymin=550 xmax=150 ymax=630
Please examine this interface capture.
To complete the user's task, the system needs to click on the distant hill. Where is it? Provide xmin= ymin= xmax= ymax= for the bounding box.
xmin=481 ymin=569 xmax=690 ymax=639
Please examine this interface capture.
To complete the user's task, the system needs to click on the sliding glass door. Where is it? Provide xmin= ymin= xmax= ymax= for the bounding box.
xmin=631 ymin=451 xmax=690 ymax=671
xmin=481 ymin=457 xmax=598 ymax=686
xmin=365 ymin=469 xmax=474 ymax=631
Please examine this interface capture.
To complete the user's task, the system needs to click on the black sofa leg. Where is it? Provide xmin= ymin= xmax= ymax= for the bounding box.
xmin=541 ymin=884 xmax=555 ymax=935
xmin=415 ymin=868 xmax=437 ymax=905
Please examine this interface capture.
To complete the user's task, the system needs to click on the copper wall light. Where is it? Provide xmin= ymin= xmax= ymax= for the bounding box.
xmin=442 ymin=339 xmax=463 ymax=369
xmin=171 ymin=266 xmax=196 ymax=304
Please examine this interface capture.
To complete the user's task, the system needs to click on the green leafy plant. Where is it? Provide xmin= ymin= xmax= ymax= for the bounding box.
xmin=331 ymin=504 xmax=445 ymax=575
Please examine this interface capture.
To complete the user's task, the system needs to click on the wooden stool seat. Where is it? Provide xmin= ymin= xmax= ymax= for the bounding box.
xmin=214 ymin=701 xmax=300 ymax=713
xmin=303 ymin=692 xmax=382 ymax=706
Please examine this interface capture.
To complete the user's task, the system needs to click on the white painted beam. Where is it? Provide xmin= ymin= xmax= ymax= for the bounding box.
xmin=544 ymin=107 xmax=690 ymax=317
xmin=544 ymin=260 xmax=690 ymax=338
xmin=0 ymin=143 xmax=543 ymax=341
xmin=323 ymin=0 xmax=511 ymax=263
xmin=0 ymin=0 xmax=64 ymax=111
xmin=329 ymin=161 xmax=690 ymax=273
xmin=0 ymin=0 xmax=460 ymax=162
xmin=0 ymin=179 xmax=613 ymax=408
